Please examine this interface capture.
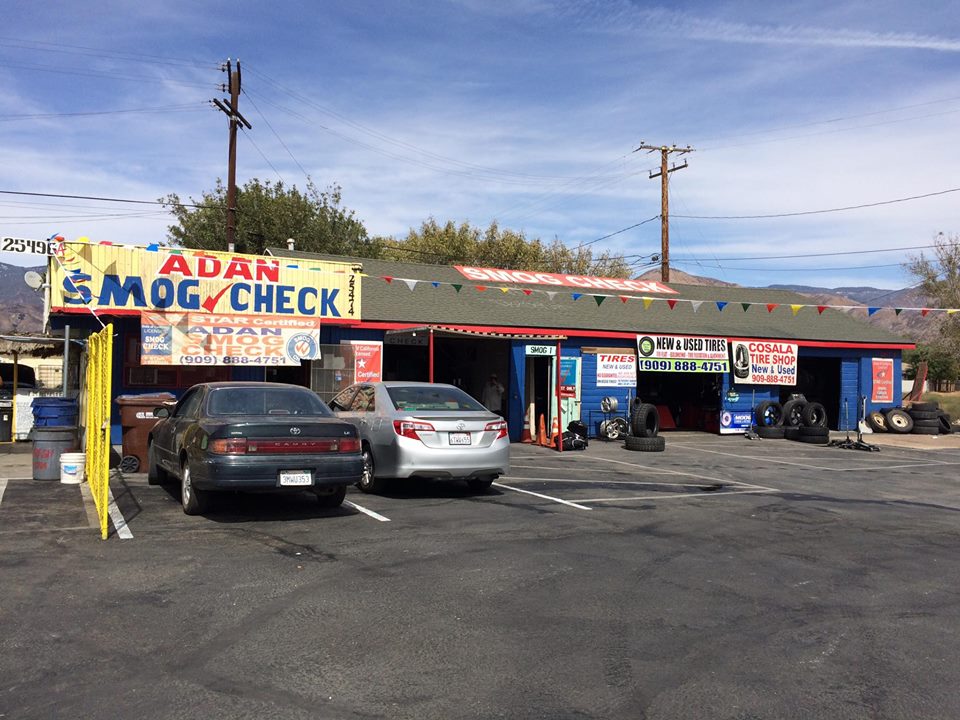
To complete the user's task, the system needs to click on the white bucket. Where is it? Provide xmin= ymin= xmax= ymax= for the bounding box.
xmin=60 ymin=452 xmax=86 ymax=485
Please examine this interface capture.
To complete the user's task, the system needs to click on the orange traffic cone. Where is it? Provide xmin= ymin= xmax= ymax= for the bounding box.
xmin=537 ymin=414 xmax=548 ymax=446
xmin=549 ymin=415 xmax=560 ymax=448
xmin=521 ymin=408 xmax=533 ymax=443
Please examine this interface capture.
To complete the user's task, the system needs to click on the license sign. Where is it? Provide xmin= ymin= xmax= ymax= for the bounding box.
xmin=449 ymin=432 xmax=471 ymax=446
xmin=279 ymin=470 xmax=312 ymax=486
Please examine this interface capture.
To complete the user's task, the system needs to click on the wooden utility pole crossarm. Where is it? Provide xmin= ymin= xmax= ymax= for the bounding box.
xmin=635 ymin=143 xmax=694 ymax=283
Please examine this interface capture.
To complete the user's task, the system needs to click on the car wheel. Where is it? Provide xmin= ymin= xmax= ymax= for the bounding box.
xmin=147 ymin=443 xmax=168 ymax=486
xmin=867 ymin=411 xmax=888 ymax=432
xmin=624 ymin=435 xmax=666 ymax=452
xmin=467 ymin=476 xmax=495 ymax=493
xmin=181 ymin=461 xmax=208 ymax=515
xmin=800 ymin=402 xmax=828 ymax=427
xmin=754 ymin=401 xmax=784 ymax=427
xmin=316 ymin=485 xmax=347 ymax=508
xmin=630 ymin=403 xmax=660 ymax=438
xmin=884 ymin=408 xmax=914 ymax=434
xmin=357 ymin=446 xmax=386 ymax=493
xmin=781 ymin=399 xmax=807 ymax=427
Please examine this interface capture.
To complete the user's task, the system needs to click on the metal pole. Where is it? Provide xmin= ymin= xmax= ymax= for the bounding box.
xmin=11 ymin=349 xmax=17 ymax=444
xmin=428 ymin=328 xmax=434 ymax=382
xmin=62 ymin=324 xmax=70 ymax=395
xmin=556 ymin=339 xmax=562 ymax=453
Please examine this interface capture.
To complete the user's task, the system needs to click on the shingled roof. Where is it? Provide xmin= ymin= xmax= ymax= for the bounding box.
xmin=267 ymin=249 xmax=911 ymax=347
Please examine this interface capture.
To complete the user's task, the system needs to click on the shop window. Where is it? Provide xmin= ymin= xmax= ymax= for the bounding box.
xmin=124 ymin=335 xmax=229 ymax=389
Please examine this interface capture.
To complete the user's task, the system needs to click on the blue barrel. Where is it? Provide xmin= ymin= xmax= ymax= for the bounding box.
xmin=32 ymin=426 xmax=79 ymax=481
xmin=32 ymin=397 xmax=79 ymax=428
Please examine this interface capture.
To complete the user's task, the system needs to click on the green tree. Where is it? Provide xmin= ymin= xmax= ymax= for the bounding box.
xmin=907 ymin=233 xmax=960 ymax=365
xmin=903 ymin=345 xmax=959 ymax=387
xmin=161 ymin=179 xmax=382 ymax=258
xmin=382 ymin=218 xmax=632 ymax=277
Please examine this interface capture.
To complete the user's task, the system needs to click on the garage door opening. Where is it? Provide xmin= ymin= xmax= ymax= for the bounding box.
xmin=636 ymin=371 xmax=723 ymax=432
xmin=791 ymin=357 xmax=841 ymax=429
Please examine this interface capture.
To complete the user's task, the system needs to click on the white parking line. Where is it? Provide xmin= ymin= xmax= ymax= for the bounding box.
xmin=0 ymin=478 xmax=7 ymax=506
xmin=578 ymin=488 xmax=778 ymax=503
xmin=563 ymin=455 xmax=777 ymax=492
xmin=107 ymin=487 xmax=134 ymax=539
xmin=493 ymin=482 xmax=592 ymax=510
xmin=505 ymin=475 xmax=738 ymax=489
xmin=344 ymin=500 xmax=391 ymax=522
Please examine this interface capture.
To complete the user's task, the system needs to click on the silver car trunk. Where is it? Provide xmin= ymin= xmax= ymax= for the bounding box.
xmin=404 ymin=413 xmax=501 ymax=449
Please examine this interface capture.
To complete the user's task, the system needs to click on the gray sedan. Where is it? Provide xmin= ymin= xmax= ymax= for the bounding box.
xmin=329 ymin=382 xmax=510 ymax=493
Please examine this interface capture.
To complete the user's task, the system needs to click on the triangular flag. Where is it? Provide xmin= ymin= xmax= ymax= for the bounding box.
xmin=383 ymin=276 xmax=393 ymax=284
xmin=145 ymin=243 xmax=159 ymax=252
xmin=643 ymin=298 xmax=654 ymax=310
xmin=500 ymin=287 xmax=509 ymax=293
xmin=571 ymin=293 xmax=582 ymax=301
xmin=716 ymin=301 xmax=727 ymax=312
xmin=594 ymin=295 xmax=606 ymax=306
xmin=402 ymin=279 xmax=418 ymax=291
xmin=894 ymin=308 xmax=903 ymax=316
xmin=741 ymin=303 xmax=751 ymax=312
xmin=667 ymin=299 xmax=677 ymax=309
xmin=522 ymin=289 xmax=533 ymax=296
xmin=921 ymin=308 xmax=930 ymax=317
xmin=790 ymin=305 xmax=803 ymax=316
xmin=766 ymin=304 xmax=778 ymax=313
xmin=619 ymin=296 xmax=630 ymax=304
xmin=545 ymin=292 xmax=557 ymax=301
xmin=475 ymin=285 xmax=487 ymax=292
xmin=452 ymin=284 xmax=462 ymax=293
xmin=868 ymin=307 xmax=880 ymax=316
xmin=948 ymin=309 xmax=959 ymax=314
xmin=817 ymin=306 xmax=827 ymax=315
xmin=690 ymin=301 xmax=703 ymax=313
xmin=431 ymin=281 xmax=440 ymax=288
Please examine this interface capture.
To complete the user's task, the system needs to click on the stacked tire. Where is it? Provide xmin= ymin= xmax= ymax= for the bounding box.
xmin=752 ymin=399 xmax=830 ymax=444
xmin=625 ymin=400 xmax=665 ymax=452
xmin=868 ymin=403 xmax=953 ymax=435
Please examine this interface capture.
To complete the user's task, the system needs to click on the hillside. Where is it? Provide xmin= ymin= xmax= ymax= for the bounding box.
xmin=0 ymin=263 xmax=45 ymax=334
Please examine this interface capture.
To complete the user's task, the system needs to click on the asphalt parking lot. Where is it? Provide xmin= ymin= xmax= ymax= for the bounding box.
xmin=3 ymin=432 xmax=960 ymax=719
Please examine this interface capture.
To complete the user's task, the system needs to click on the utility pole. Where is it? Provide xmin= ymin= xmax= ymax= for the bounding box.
xmin=212 ymin=59 xmax=251 ymax=252
xmin=635 ymin=143 xmax=693 ymax=283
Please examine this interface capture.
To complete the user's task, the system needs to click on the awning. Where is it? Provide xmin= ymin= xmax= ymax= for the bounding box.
xmin=384 ymin=325 xmax=567 ymax=341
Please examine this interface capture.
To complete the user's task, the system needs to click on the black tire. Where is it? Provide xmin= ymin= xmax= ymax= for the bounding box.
xmin=884 ymin=408 xmax=914 ymax=434
xmin=467 ymin=476 xmax=495 ymax=493
xmin=938 ymin=413 xmax=953 ymax=434
xmin=754 ymin=425 xmax=785 ymax=439
xmin=867 ymin=411 xmax=888 ymax=433
xmin=316 ymin=485 xmax=347 ymax=508
xmin=631 ymin=403 xmax=660 ymax=438
xmin=912 ymin=425 xmax=940 ymax=435
xmin=913 ymin=419 xmax=940 ymax=428
xmin=908 ymin=410 xmax=939 ymax=421
xmin=755 ymin=401 xmax=784 ymax=427
xmin=180 ymin=461 xmax=208 ymax=516
xmin=147 ymin=443 xmax=168 ymax=486
xmin=799 ymin=425 xmax=830 ymax=437
xmin=781 ymin=399 xmax=807 ymax=427
xmin=801 ymin=402 xmax=828 ymax=428
xmin=624 ymin=435 xmax=666 ymax=452
xmin=783 ymin=426 xmax=801 ymax=441
xmin=356 ymin=446 xmax=387 ymax=493
xmin=910 ymin=402 xmax=938 ymax=412
xmin=796 ymin=434 xmax=830 ymax=445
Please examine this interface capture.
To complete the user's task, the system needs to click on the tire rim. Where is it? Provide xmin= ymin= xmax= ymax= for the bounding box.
xmin=890 ymin=414 xmax=909 ymax=429
xmin=181 ymin=465 xmax=192 ymax=508
xmin=360 ymin=450 xmax=374 ymax=488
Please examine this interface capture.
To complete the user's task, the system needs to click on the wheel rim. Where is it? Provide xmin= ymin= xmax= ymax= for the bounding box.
xmin=181 ymin=465 xmax=192 ymax=507
xmin=890 ymin=414 xmax=908 ymax=429
xmin=360 ymin=450 xmax=374 ymax=489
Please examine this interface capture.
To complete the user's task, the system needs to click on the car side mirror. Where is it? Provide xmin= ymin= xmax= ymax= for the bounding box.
xmin=154 ymin=407 xmax=170 ymax=418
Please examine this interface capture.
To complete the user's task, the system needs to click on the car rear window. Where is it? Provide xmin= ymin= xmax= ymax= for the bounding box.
xmin=386 ymin=385 xmax=486 ymax=412
xmin=207 ymin=387 xmax=333 ymax=417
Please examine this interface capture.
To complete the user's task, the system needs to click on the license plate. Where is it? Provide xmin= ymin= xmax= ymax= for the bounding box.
xmin=449 ymin=432 xmax=472 ymax=446
xmin=279 ymin=471 xmax=312 ymax=486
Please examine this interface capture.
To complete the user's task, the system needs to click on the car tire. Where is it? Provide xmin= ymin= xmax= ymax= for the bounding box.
xmin=630 ymin=403 xmax=660 ymax=438
xmin=781 ymin=399 xmax=807 ymax=427
xmin=467 ymin=476 xmax=495 ymax=493
xmin=938 ymin=413 xmax=953 ymax=434
xmin=799 ymin=425 xmax=830 ymax=438
xmin=796 ymin=434 xmax=830 ymax=445
xmin=910 ymin=402 xmax=938 ymax=412
xmin=801 ymin=402 xmax=828 ymax=427
xmin=884 ymin=408 xmax=914 ymax=434
xmin=912 ymin=425 xmax=940 ymax=435
xmin=357 ymin=446 xmax=387 ymax=493
xmin=784 ymin=426 xmax=801 ymax=441
xmin=867 ymin=411 xmax=888 ymax=432
xmin=754 ymin=401 xmax=783 ymax=427
xmin=754 ymin=425 xmax=785 ymax=439
xmin=908 ymin=410 xmax=939 ymax=421
xmin=624 ymin=435 xmax=666 ymax=452
xmin=181 ymin=461 xmax=208 ymax=516
xmin=605 ymin=417 xmax=628 ymax=440
xmin=316 ymin=485 xmax=347 ymax=508
xmin=147 ymin=443 xmax=167 ymax=486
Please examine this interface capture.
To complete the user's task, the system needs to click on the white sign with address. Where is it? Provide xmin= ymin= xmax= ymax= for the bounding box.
xmin=1 ymin=236 xmax=59 ymax=255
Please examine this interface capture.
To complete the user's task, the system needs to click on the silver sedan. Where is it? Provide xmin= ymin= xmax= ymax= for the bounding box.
xmin=329 ymin=382 xmax=510 ymax=493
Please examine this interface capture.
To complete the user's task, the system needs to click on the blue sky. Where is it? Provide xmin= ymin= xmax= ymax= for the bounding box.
xmin=1 ymin=0 xmax=958 ymax=290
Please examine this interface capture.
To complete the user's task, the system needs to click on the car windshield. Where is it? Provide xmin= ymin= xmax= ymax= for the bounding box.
xmin=207 ymin=387 xmax=333 ymax=417
xmin=386 ymin=385 xmax=487 ymax=412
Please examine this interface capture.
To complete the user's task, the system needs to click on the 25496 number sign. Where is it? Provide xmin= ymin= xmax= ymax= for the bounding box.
xmin=1 ymin=237 xmax=58 ymax=255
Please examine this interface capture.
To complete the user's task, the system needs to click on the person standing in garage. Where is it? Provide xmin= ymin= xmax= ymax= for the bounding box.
xmin=482 ymin=373 xmax=505 ymax=416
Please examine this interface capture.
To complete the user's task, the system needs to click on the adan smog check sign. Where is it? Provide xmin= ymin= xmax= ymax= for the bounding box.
xmin=50 ymin=243 xmax=361 ymax=320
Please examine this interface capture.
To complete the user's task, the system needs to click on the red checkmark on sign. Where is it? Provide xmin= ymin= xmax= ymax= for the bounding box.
xmin=201 ymin=283 xmax=234 ymax=312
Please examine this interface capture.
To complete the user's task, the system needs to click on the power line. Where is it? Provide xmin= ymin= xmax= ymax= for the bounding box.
xmin=573 ymin=215 xmax=660 ymax=250
xmin=669 ymin=243 xmax=939 ymax=262
xmin=241 ymin=89 xmax=310 ymax=180
xmin=0 ymin=103 xmax=208 ymax=121
xmin=673 ymin=187 xmax=960 ymax=219
xmin=0 ymin=190 xmax=212 ymax=209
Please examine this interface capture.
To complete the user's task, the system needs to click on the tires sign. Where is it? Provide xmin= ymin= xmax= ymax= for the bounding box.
xmin=635 ymin=334 xmax=729 ymax=373
xmin=731 ymin=340 xmax=798 ymax=385
xmin=596 ymin=353 xmax=636 ymax=387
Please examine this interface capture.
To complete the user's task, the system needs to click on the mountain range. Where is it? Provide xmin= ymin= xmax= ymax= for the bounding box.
xmin=0 ymin=261 xmax=935 ymax=343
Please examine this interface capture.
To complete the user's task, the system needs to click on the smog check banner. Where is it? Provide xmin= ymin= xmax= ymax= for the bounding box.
xmin=141 ymin=312 xmax=321 ymax=367
xmin=50 ymin=243 xmax=360 ymax=320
